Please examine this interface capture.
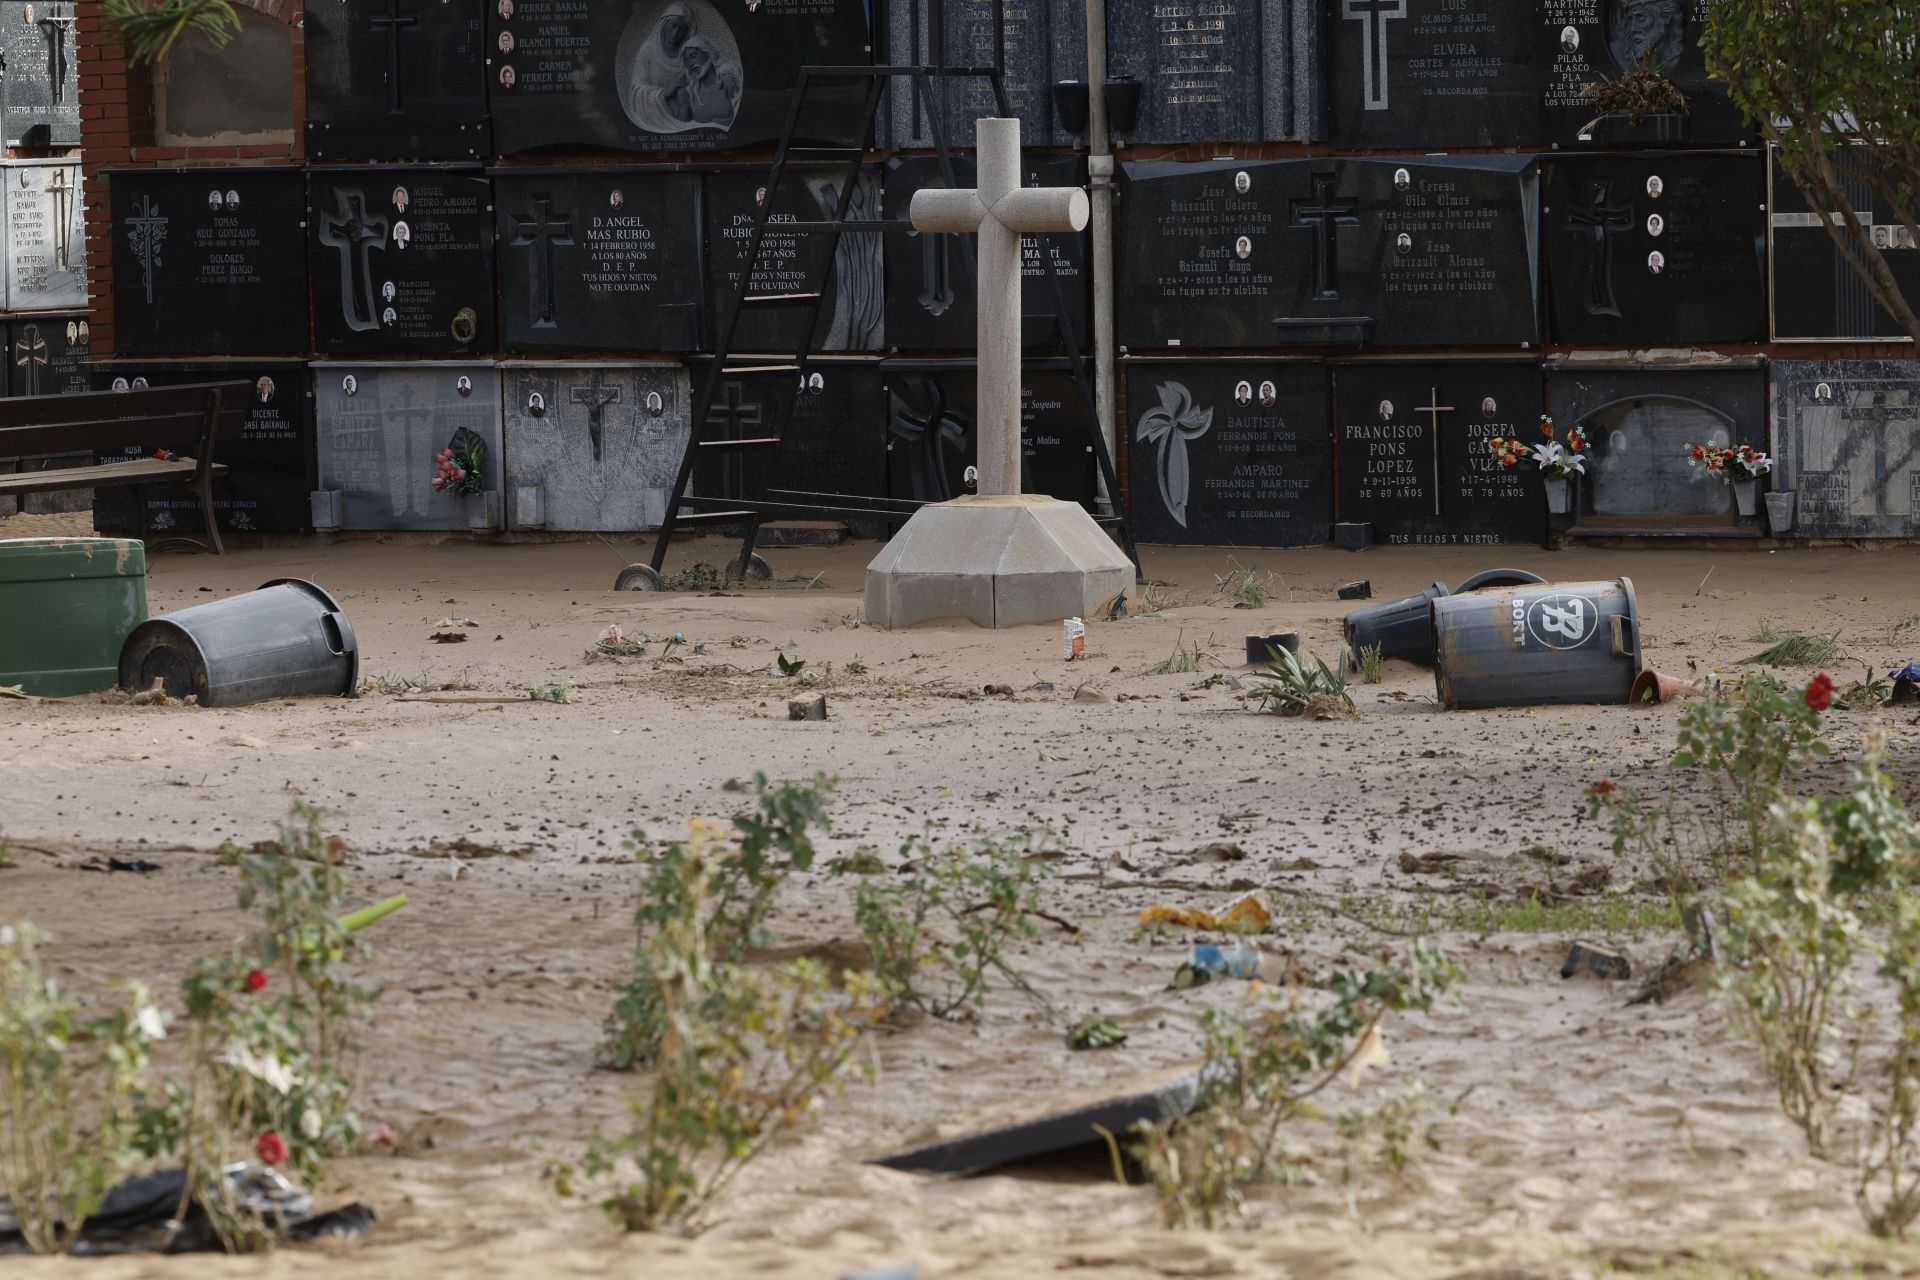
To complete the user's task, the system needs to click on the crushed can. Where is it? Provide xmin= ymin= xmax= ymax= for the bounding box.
xmin=1062 ymin=616 xmax=1086 ymax=660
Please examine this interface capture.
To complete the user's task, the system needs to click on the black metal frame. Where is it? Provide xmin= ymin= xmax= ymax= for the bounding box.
xmin=635 ymin=64 xmax=1140 ymax=587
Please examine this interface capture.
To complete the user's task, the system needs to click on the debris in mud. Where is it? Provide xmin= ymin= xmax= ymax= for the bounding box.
xmin=1171 ymin=937 xmax=1262 ymax=987
xmin=79 ymin=856 xmax=162 ymax=874
xmin=1141 ymin=891 xmax=1270 ymax=935
xmin=1337 ymin=579 xmax=1372 ymax=600
xmin=1303 ymin=693 xmax=1361 ymax=721
xmin=789 ymin=694 xmax=828 ymax=721
xmin=1561 ymin=941 xmax=1632 ymax=981
xmin=1066 ymin=1013 xmax=1128 ymax=1051
xmin=983 ymin=683 xmax=1015 ymax=696
xmin=1071 ymin=685 xmax=1109 ymax=704
xmin=430 ymin=631 xmax=467 ymax=644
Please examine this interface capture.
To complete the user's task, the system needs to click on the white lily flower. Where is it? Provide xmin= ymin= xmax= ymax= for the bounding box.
xmin=223 ymin=1043 xmax=298 ymax=1095
xmin=135 ymin=1004 xmax=167 ymax=1041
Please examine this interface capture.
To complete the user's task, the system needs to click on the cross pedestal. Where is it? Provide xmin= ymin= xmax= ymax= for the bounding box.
xmin=866 ymin=118 xmax=1132 ymax=628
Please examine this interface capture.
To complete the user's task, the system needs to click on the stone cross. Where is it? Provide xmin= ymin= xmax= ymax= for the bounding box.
xmin=910 ymin=117 xmax=1088 ymax=497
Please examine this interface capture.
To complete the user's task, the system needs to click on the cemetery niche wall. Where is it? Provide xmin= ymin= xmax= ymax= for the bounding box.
xmin=108 ymin=168 xmax=308 ymax=357
xmin=313 ymin=362 xmax=502 ymax=531
xmin=2 ymin=159 xmax=84 ymax=313
xmin=1124 ymin=359 xmax=1332 ymax=547
xmin=502 ymin=362 xmax=692 ymax=533
xmin=886 ymin=0 xmax=1083 ymax=149
xmin=704 ymin=167 xmax=885 ymax=353
xmin=1118 ymin=156 xmax=1538 ymax=350
xmin=1 ymin=312 xmax=89 ymax=516
xmin=487 ymin=0 xmax=871 ymax=155
xmin=883 ymin=155 xmax=1087 ymax=351
xmin=882 ymin=359 xmax=1098 ymax=510
xmin=1546 ymin=357 xmax=1767 ymax=533
xmin=92 ymin=362 xmax=316 ymax=537
xmin=1770 ymin=150 xmax=1920 ymax=342
xmin=1545 ymin=151 xmax=1766 ymax=346
xmin=1771 ymin=361 xmax=1920 ymax=538
xmin=1332 ymin=359 xmax=1545 ymax=545
xmin=311 ymin=168 xmax=496 ymax=356
xmin=0 ymin=0 xmax=79 ymax=148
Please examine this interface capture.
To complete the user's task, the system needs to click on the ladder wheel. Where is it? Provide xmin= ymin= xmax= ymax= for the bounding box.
xmin=730 ymin=552 xmax=773 ymax=583
xmin=613 ymin=563 xmax=665 ymax=592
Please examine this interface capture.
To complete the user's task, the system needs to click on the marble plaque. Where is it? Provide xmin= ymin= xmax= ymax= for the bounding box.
xmin=887 ymin=0 xmax=1084 ymax=148
xmin=882 ymin=359 xmax=1097 ymax=508
xmin=704 ymin=168 xmax=885 ymax=353
xmin=7 ymin=312 xmax=87 ymax=395
xmin=0 ymin=1 xmax=79 ymax=147
xmin=315 ymin=363 xmax=502 ymax=530
xmin=304 ymin=0 xmax=491 ymax=161
xmin=2 ymin=160 xmax=85 ymax=312
xmin=1125 ymin=359 xmax=1332 ymax=546
xmin=501 ymin=363 xmax=691 ymax=532
xmin=1771 ymin=361 xmax=1920 ymax=538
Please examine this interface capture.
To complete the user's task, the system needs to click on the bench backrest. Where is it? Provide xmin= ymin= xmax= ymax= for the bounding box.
xmin=0 ymin=381 xmax=253 ymax=464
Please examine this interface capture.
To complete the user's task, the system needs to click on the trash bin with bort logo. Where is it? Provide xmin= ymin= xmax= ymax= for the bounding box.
xmin=1431 ymin=578 xmax=1642 ymax=710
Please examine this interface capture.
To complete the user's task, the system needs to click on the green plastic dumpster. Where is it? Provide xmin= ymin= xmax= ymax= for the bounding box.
xmin=0 ymin=538 xmax=149 ymax=696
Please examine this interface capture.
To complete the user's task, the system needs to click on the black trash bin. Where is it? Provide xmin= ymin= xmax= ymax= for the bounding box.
xmin=1343 ymin=581 xmax=1449 ymax=669
xmin=1432 ymin=578 xmax=1642 ymax=710
xmin=118 ymin=579 xmax=360 ymax=708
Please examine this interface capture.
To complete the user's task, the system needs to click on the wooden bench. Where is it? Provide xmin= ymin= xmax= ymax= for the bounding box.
xmin=0 ymin=381 xmax=252 ymax=554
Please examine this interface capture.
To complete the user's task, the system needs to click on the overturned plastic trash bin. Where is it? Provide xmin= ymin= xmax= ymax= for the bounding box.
xmin=117 ymin=579 xmax=359 ymax=708
xmin=1343 ymin=581 xmax=1449 ymax=668
xmin=1432 ymin=578 xmax=1642 ymax=710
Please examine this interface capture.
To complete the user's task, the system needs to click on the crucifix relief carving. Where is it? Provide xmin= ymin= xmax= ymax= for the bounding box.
xmin=1290 ymin=172 xmax=1358 ymax=301
xmin=569 ymin=374 xmax=623 ymax=465
xmin=1566 ymin=177 xmax=1634 ymax=318
xmin=908 ymin=117 xmax=1087 ymax=497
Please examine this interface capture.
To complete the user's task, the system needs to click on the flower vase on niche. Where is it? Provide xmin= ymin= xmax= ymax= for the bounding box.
xmin=1684 ymin=441 xmax=1772 ymax=524
xmin=1764 ymin=490 xmax=1796 ymax=534
xmin=1731 ymin=479 xmax=1758 ymax=518
xmin=1543 ymin=476 xmax=1572 ymax=515
xmin=1490 ymin=415 xmax=1587 ymax=517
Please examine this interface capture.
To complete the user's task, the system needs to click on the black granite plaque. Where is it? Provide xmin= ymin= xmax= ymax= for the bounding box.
xmin=8 ymin=313 xmax=88 ymax=395
xmin=110 ymin=169 xmax=308 ymax=357
xmin=489 ymin=0 xmax=870 ymax=155
xmin=1771 ymin=361 xmax=1920 ymax=538
xmin=1340 ymin=156 xmax=1539 ymax=347
xmin=1546 ymin=152 xmax=1765 ymax=346
xmin=0 ymin=1 xmax=80 ymax=148
xmin=1105 ymin=0 xmax=1262 ymax=143
xmin=1546 ymin=359 xmax=1767 ymax=527
xmin=1770 ymin=150 xmax=1920 ymax=342
xmin=883 ymin=155 xmax=1088 ymax=351
xmin=311 ymin=169 xmax=495 ymax=356
xmin=689 ymin=358 xmax=890 ymax=535
xmin=1117 ymin=159 xmax=1290 ymax=350
xmin=1328 ymin=0 xmax=1538 ymax=150
xmin=1541 ymin=0 xmax=1747 ymax=145
xmin=887 ymin=0 xmax=1083 ymax=148
xmin=304 ymin=0 xmax=490 ymax=161
xmin=705 ymin=169 xmax=884 ymax=354
xmin=1333 ymin=361 xmax=1544 ymax=544
xmin=882 ymin=360 xmax=1098 ymax=508
xmin=1126 ymin=361 xmax=1330 ymax=546
xmin=92 ymin=362 xmax=316 ymax=535
xmin=495 ymin=169 xmax=703 ymax=354
xmin=1119 ymin=157 xmax=1539 ymax=349
xmin=4 ymin=160 xmax=86 ymax=312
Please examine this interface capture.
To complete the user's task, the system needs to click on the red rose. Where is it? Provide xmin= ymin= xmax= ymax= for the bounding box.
xmin=1805 ymin=673 xmax=1834 ymax=712
xmin=155 ymin=448 xmax=171 ymax=461
xmin=244 ymin=968 xmax=267 ymax=994
xmin=1589 ymin=779 xmax=1618 ymax=796
xmin=255 ymin=1131 xmax=288 ymax=1166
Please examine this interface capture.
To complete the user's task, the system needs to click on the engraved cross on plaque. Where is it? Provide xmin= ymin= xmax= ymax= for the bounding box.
xmin=126 ymin=196 xmax=168 ymax=306
xmin=510 ymin=197 xmax=574 ymax=330
xmin=569 ymin=373 xmax=623 ymax=465
xmin=1342 ymin=0 xmax=1407 ymax=111
xmin=1415 ymin=387 xmax=1453 ymax=517
xmin=1291 ymin=172 xmax=1358 ymax=301
xmin=908 ymin=117 xmax=1088 ymax=497
xmin=14 ymin=323 xmax=47 ymax=396
xmin=709 ymin=380 xmax=762 ymax=495
xmin=317 ymin=189 xmax=389 ymax=333
xmin=46 ymin=167 xmax=73 ymax=270
xmin=369 ymin=0 xmax=420 ymax=113
xmin=1566 ymin=178 xmax=1634 ymax=318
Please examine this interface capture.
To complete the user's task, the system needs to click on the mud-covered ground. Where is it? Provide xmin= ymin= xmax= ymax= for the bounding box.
xmin=6 ymin=509 xmax=1920 ymax=1278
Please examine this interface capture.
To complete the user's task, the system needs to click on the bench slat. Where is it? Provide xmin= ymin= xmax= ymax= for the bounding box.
xmin=0 ymin=459 xmax=227 ymax=494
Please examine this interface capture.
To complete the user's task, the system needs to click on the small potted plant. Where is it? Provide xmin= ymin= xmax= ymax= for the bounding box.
xmin=1491 ymin=416 xmax=1589 ymax=515
xmin=1578 ymin=59 xmax=1687 ymax=143
xmin=1684 ymin=441 xmax=1772 ymax=518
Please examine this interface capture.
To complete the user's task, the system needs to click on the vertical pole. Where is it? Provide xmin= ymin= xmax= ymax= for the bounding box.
xmin=975 ymin=118 xmax=1023 ymax=498
xmin=1084 ymin=0 xmax=1117 ymax=512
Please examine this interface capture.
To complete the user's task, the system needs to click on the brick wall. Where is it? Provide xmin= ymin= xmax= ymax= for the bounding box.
xmin=78 ymin=0 xmax=305 ymax=359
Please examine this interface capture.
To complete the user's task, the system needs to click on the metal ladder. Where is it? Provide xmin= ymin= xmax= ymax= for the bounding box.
xmin=617 ymin=64 xmax=1139 ymax=591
